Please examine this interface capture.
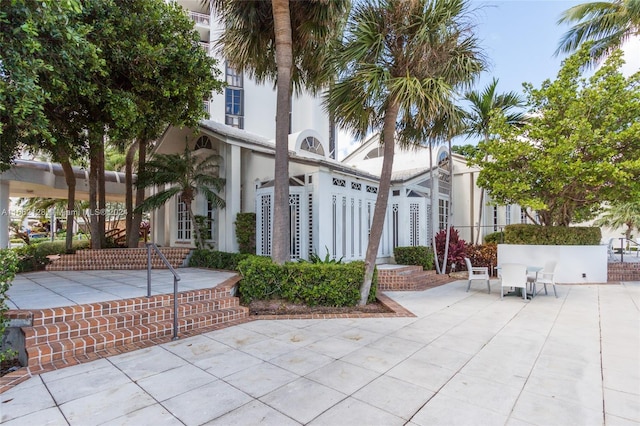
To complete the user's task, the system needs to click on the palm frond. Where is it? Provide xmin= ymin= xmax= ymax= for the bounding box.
xmin=556 ymin=0 xmax=639 ymax=65
xmin=134 ymin=186 xmax=181 ymax=213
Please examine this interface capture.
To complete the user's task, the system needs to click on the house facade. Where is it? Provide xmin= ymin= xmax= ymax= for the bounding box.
xmin=141 ymin=1 xmax=535 ymax=258
xmin=150 ymin=119 xmax=531 ymax=262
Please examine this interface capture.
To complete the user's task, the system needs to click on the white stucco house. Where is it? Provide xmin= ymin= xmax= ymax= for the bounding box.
xmin=149 ymin=120 xmax=518 ymax=263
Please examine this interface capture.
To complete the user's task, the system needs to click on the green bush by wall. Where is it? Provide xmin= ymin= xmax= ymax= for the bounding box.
xmin=188 ymin=249 xmax=255 ymax=271
xmin=235 ymin=213 xmax=256 ymax=254
xmin=504 ymin=224 xmax=601 ymax=245
xmin=393 ymin=246 xmax=434 ymax=270
xmin=484 ymin=231 xmax=504 ymax=244
xmin=11 ymin=240 xmax=90 ymax=272
xmin=0 ymin=250 xmax=19 ymax=361
xmin=237 ymin=257 xmax=377 ymax=306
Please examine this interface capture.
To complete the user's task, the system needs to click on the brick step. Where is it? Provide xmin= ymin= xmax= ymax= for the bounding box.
xmin=68 ymin=248 xmax=191 ymax=256
xmin=24 ymin=297 xmax=241 ymax=345
xmin=378 ymin=266 xmax=454 ymax=291
xmin=607 ymin=263 xmax=640 ymax=282
xmin=46 ymin=262 xmax=185 ymax=271
xmin=45 ymin=248 xmax=191 ymax=271
xmin=26 ymin=306 xmax=249 ymax=368
xmin=31 ymin=281 xmax=240 ymax=326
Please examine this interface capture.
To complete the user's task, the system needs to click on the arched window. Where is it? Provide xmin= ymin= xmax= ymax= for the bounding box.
xmin=300 ymin=136 xmax=325 ymax=156
xmin=364 ymin=146 xmax=383 ymax=159
xmin=194 ymin=135 xmax=213 ymax=150
xmin=437 ymin=151 xmax=449 ymax=167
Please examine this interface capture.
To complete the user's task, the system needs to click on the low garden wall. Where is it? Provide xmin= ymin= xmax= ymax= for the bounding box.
xmin=497 ymin=244 xmax=607 ymax=283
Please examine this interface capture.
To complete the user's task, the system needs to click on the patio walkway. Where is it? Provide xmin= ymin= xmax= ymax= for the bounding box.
xmin=2 ymin=275 xmax=639 ymax=425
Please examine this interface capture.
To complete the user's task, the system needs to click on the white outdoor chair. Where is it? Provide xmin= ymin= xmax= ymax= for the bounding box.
xmin=534 ymin=260 xmax=558 ymax=298
xmin=499 ymin=263 xmax=528 ymax=301
xmin=464 ymin=257 xmax=491 ymax=294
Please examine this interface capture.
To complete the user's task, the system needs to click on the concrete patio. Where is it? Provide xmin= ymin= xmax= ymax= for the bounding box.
xmin=1 ymin=273 xmax=639 ymax=425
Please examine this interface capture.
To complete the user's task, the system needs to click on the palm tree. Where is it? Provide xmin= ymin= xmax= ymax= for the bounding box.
xmin=556 ymin=0 xmax=640 ymax=65
xmin=326 ymin=0 xmax=485 ymax=305
xmin=210 ymin=0 xmax=349 ymax=264
xmin=595 ymin=202 xmax=640 ymax=241
xmin=135 ymin=147 xmax=225 ymax=249
xmin=462 ymin=78 xmax=527 ymax=244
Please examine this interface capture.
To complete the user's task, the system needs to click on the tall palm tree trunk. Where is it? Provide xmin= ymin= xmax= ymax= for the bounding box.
xmin=360 ymin=102 xmax=400 ymax=305
xmin=130 ymin=140 xmax=147 ymax=248
xmin=185 ymin=200 xmax=202 ymax=249
xmin=429 ymin=139 xmax=442 ymax=274
xmin=125 ymin=139 xmax=138 ymax=247
xmin=271 ymin=0 xmax=293 ymax=265
xmin=441 ymin=138 xmax=455 ymax=273
xmin=474 ymin=137 xmax=489 ymax=244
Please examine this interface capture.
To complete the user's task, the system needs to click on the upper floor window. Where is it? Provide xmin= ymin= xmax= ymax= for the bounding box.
xmin=226 ymin=64 xmax=243 ymax=88
xmin=300 ymin=137 xmax=324 ymax=156
xmin=225 ymin=63 xmax=244 ymax=129
xmin=226 ymin=89 xmax=243 ymax=116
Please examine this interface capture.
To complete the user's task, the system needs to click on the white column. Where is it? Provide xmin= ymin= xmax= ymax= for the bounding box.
xmin=223 ymin=144 xmax=241 ymax=252
xmin=0 ymin=180 xmax=10 ymax=249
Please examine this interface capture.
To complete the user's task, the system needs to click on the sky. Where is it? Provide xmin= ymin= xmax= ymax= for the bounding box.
xmin=337 ymin=0 xmax=640 ymax=158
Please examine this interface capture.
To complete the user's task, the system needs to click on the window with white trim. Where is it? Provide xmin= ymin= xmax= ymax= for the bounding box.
xmin=177 ymin=196 xmax=191 ymax=240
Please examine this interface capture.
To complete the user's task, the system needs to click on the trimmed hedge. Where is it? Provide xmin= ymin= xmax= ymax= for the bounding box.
xmin=504 ymin=224 xmax=601 ymax=245
xmin=484 ymin=231 xmax=504 ymax=244
xmin=393 ymin=246 xmax=434 ymax=270
xmin=188 ymin=249 xmax=254 ymax=271
xmin=238 ymin=257 xmax=377 ymax=306
xmin=11 ymin=240 xmax=90 ymax=272
xmin=235 ymin=213 xmax=256 ymax=254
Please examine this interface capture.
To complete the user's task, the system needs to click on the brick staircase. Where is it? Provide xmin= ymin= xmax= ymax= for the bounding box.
xmin=378 ymin=265 xmax=456 ymax=291
xmin=19 ymin=275 xmax=248 ymax=373
xmin=607 ymin=262 xmax=640 ymax=282
xmin=45 ymin=248 xmax=191 ymax=271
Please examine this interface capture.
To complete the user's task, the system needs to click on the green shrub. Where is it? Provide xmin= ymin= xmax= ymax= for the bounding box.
xmin=33 ymin=240 xmax=90 ymax=257
xmin=0 ymin=250 xmax=19 ymax=362
xmin=188 ymin=249 xmax=254 ymax=271
xmin=235 ymin=213 xmax=256 ymax=254
xmin=237 ymin=256 xmax=286 ymax=302
xmin=11 ymin=244 xmax=49 ymax=272
xmin=504 ymin=224 xmax=601 ymax=245
xmin=237 ymin=257 xmax=377 ymax=306
xmin=484 ymin=231 xmax=504 ymax=244
xmin=393 ymin=246 xmax=434 ymax=270
xmin=10 ymin=240 xmax=90 ymax=272
xmin=464 ymin=244 xmax=497 ymax=270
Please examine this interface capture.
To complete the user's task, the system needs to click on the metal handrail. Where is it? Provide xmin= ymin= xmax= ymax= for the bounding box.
xmin=617 ymin=238 xmax=640 ymax=263
xmin=146 ymin=243 xmax=181 ymax=340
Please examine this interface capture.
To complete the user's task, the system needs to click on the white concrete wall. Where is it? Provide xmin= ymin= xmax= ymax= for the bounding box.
xmin=497 ymin=244 xmax=608 ymax=283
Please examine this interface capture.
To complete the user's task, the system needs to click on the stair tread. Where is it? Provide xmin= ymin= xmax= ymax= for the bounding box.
xmin=26 ymin=307 xmax=249 ymax=365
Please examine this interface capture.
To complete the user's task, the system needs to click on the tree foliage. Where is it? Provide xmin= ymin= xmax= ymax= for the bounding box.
xmin=327 ymin=0 xmax=485 ymax=303
xmin=135 ymin=147 xmax=225 ymax=249
xmin=557 ymin=0 xmax=640 ymax=66
xmin=595 ymin=202 xmax=640 ymax=240
xmin=472 ymin=44 xmax=640 ymax=226
xmin=210 ymin=0 xmax=349 ymax=264
xmin=0 ymin=0 xmax=102 ymax=170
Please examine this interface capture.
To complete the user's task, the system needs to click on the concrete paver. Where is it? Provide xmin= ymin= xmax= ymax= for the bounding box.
xmin=1 ymin=273 xmax=639 ymax=425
